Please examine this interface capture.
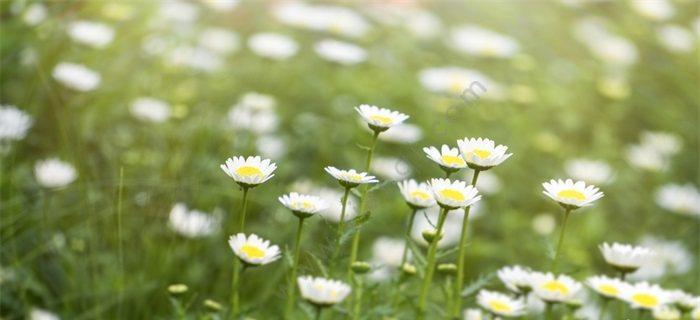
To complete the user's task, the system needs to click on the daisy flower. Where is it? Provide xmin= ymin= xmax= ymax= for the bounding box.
xmin=28 ymin=308 xmax=59 ymax=320
xmin=0 ymin=105 xmax=33 ymax=142
xmin=564 ymin=158 xmax=614 ymax=185
xmin=653 ymin=306 xmax=681 ymax=320
xmin=429 ymin=178 xmax=481 ymax=210
xmin=324 ymin=166 xmax=378 ymax=188
xmin=297 ymin=276 xmax=351 ymax=307
xmin=168 ymin=203 xmax=221 ymax=238
xmin=247 ymin=32 xmax=298 ymax=60
xmin=66 ymin=20 xmax=115 ymax=49
xmin=228 ymin=233 xmax=281 ymax=266
xmin=530 ymin=273 xmax=582 ymax=303
xmin=655 ymin=183 xmax=700 ymax=218
xmin=52 ymin=62 xmax=101 ymax=92
xmin=630 ymin=0 xmax=674 ymax=21
xmin=220 ymin=156 xmax=276 ymax=188
xmin=355 ymin=104 xmax=409 ymax=133
xmin=377 ymin=123 xmax=423 ymax=144
xmin=463 ymin=308 xmax=484 ymax=320
xmin=314 ymin=39 xmax=367 ymax=65
xmin=692 ymin=307 xmax=700 ymax=320
xmin=397 ymin=179 xmax=436 ymax=209
xmin=423 ymin=145 xmax=467 ymax=174
xmin=130 ymin=97 xmax=171 ymax=123
xmin=497 ymin=265 xmax=534 ymax=294
xmin=450 ymin=25 xmax=520 ymax=58
xmin=418 ymin=66 xmax=505 ymax=99
xmin=278 ymin=192 xmax=326 ymax=218
xmin=621 ymin=282 xmax=670 ymax=310
xmin=35 ymin=158 xmax=78 ymax=188
xmin=599 ymin=242 xmax=655 ymax=274
xmin=542 ymin=179 xmax=604 ymax=210
xmin=457 ymin=137 xmax=513 ymax=170
xmin=630 ymin=236 xmax=692 ymax=281
xmin=586 ymin=275 xmax=628 ymax=299
xmin=668 ymin=289 xmax=699 ymax=312
xmin=477 ymin=289 xmax=526 ymax=317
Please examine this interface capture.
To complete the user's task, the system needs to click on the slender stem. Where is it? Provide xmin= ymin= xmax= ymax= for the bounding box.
xmin=352 ymin=275 xmax=363 ymax=320
xmin=284 ymin=217 xmax=306 ymax=318
xmin=551 ymin=208 xmax=572 ymax=273
xmin=315 ymin=306 xmax=323 ymax=320
xmin=390 ymin=208 xmax=418 ymax=310
xmin=545 ymin=303 xmax=552 ymax=320
xmin=231 ymin=262 xmax=246 ymax=318
xmin=238 ymin=187 xmax=250 ymax=231
xmin=445 ymin=170 xmax=452 ymax=178
xmin=416 ymin=207 xmax=449 ymax=320
xmin=598 ymin=298 xmax=609 ymax=320
xmin=452 ymin=169 xmax=480 ymax=318
xmin=332 ymin=188 xmax=351 ymax=268
xmin=116 ymin=167 xmax=125 ymax=319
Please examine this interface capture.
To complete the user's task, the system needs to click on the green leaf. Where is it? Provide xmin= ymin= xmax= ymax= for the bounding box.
xmin=460 ymin=272 xmax=494 ymax=297
xmin=436 ymin=246 xmax=460 ymax=259
xmin=368 ymin=180 xmax=390 ymax=192
xmin=307 ymin=252 xmax=329 ymax=278
xmin=407 ymin=240 xmax=426 ymax=267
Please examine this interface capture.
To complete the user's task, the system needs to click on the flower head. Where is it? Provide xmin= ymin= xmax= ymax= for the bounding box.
xmin=457 ymin=137 xmax=512 ymax=170
xmin=668 ymin=289 xmax=700 ymax=312
xmin=586 ymin=275 xmax=628 ymax=299
xmin=355 ymin=104 xmax=409 ymax=133
xmin=278 ymin=192 xmax=326 ymax=218
xmin=397 ymin=179 xmax=436 ymax=209
xmin=498 ymin=265 xmax=534 ymax=294
xmin=247 ymin=32 xmax=298 ymax=60
xmin=477 ymin=289 xmax=526 ymax=317
xmin=599 ymin=242 xmax=655 ymax=273
xmin=67 ymin=20 xmax=114 ymax=49
xmin=429 ymin=178 xmax=481 ymax=210
xmin=52 ymin=62 xmax=101 ymax=92
xmin=220 ymin=156 xmax=276 ymax=188
xmin=450 ymin=25 xmax=520 ymax=58
xmin=297 ymin=276 xmax=351 ymax=307
xmin=530 ymin=273 xmax=582 ymax=303
xmin=655 ymin=183 xmax=700 ymax=218
xmin=653 ymin=306 xmax=681 ymax=320
xmin=0 ymin=105 xmax=33 ymax=142
xmin=423 ymin=145 xmax=467 ymax=173
xmin=35 ymin=158 xmax=78 ymax=188
xmin=325 ymin=166 xmax=378 ymax=188
xmin=130 ymin=97 xmax=171 ymax=123
xmin=621 ymin=282 xmax=670 ymax=310
xmin=314 ymin=39 xmax=367 ymax=65
xmin=542 ymin=179 xmax=604 ymax=210
xmin=228 ymin=233 xmax=281 ymax=266
xmin=564 ymin=159 xmax=614 ymax=185
xmin=168 ymin=203 xmax=221 ymax=238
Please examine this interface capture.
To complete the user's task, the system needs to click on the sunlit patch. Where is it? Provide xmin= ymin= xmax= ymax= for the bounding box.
xmin=241 ymin=244 xmax=265 ymax=259
xmin=410 ymin=190 xmax=431 ymax=200
xmin=598 ymin=284 xmax=619 ymax=296
xmin=441 ymin=155 xmax=466 ymax=166
xmin=440 ymin=189 xmax=465 ymax=202
xmin=488 ymin=300 xmax=512 ymax=313
xmin=557 ymin=189 xmax=586 ymax=201
xmin=542 ymin=280 xmax=569 ymax=294
xmin=236 ymin=166 xmax=263 ymax=177
xmin=369 ymin=115 xmax=394 ymax=126
xmin=471 ymin=149 xmax=492 ymax=159
xmin=632 ymin=293 xmax=659 ymax=308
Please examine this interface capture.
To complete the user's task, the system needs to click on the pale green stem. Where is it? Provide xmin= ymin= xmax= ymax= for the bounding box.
xmin=116 ymin=167 xmax=125 ymax=319
xmin=390 ymin=208 xmax=417 ymax=311
xmin=545 ymin=303 xmax=553 ymax=320
xmin=452 ymin=169 xmax=480 ymax=317
xmin=238 ymin=187 xmax=250 ymax=231
xmin=416 ymin=207 xmax=449 ymax=320
xmin=352 ymin=275 xmax=364 ymax=320
xmin=598 ymin=298 xmax=609 ymax=320
xmin=551 ymin=208 xmax=572 ymax=273
xmin=332 ymin=187 xmax=351 ymax=268
xmin=315 ymin=306 xmax=323 ymax=320
xmin=284 ymin=216 xmax=306 ymax=318
xmin=231 ymin=188 xmax=250 ymax=317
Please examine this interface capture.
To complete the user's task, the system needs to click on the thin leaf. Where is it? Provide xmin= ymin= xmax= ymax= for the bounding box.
xmin=307 ymin=251 xmax=329 ymax=278
xmin=436 ymin=246 xmax=460 ymax=259
xmin=356 ymin=143 xmax=371 ymax=151
xmin=460 ymin=272 xmax=494 ymax=297
xmin=368 ymin=180 xmax=390 ymax=192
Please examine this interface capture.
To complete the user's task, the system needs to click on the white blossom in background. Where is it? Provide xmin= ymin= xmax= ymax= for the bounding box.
xmin=168 ymin=203 xmax=221 ymax=238
xmin=640 ymin=131 xmax=682 ymax=156
xmin=657 ymin=25 xmax=694 ymax=53
xmin=227 ymin=92 xmax=279 ymax=134
xmin=314 ymin=39 xmax=367 ymax=65
xmin=371 ymin=156 xmax=411 ymax=181
xmin=272 ymin=2 xmax=370 ymax=38
xmin=23 ymin=3 xmax=47 ymax=26
xmin=450 ymin=25 xmax=520 ymax=58
xmin=159 ymin=0 xmax=199 ymax=23
xmin=564 ymin=158 xmax=614 ymax=185
xmin=465 ymin=170 xmax=501 ymax=195
xmin=0 ymin=105 xmax=33 ymax=142
xmin=625 ymin=144 xmax=667 ymax=172
xmin=315 ymin=187 xmax=358 ymax=223
xmin=532 ymin=213 xmax=556 ymax=235
xmin=67 ymin=20 xmax=115 ymax=49
xmin=655 ymin=184 xmax=700 ymax=218
xmin=199 ymin=0 xmax=239 ymax=11
xmin=377 ymin=123 xmax=422 ymax=144
xmin=200 ymin=28 xmax=239 ymax=54
xmin=630 ymin=236 xmax=693 ymax=281
xmin=167 ymin=46 xmax=223 ymax=72
xmin=371 ymin=237 xmax=405 ymax=268
xmin=411 ymin=206 xmax=463 ymax=248
xmin=29 ymin=308 xmax=60 ymax=320
xmin=630 ymin=0 xmax=674 ymax=21
xmin=418 ymin=66 xmax=504 ymax=100
xmin=130 ymin=97 xmax=172 ymax=123
xmin=35 ymin=158 xmax=77 ymax=188
xmin=52 ymin=62 xmax=101 ymax=92
xmin=573 ymin=18 xmax=638 ymax=69
xmin=256 ymin=135 xmax=287 ymax=160
xmin=248 ymin=33 xmax=299 ymax=60
xmin=362 ymin=4 xmax=442 ymax=39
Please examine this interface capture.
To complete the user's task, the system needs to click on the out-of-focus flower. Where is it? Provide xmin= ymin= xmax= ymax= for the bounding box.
xmin=418 ymin=66 xmax=505 ymax=99
xmin=597 ymin=75 xmax=630 ymax=100
xmin=542 ymin=179 xmax=604 ymax=210
xmin=325 ymin=166 xmax=378 ymax=188
xmin=463 ymin=308 xmax=484 ymax=320
xmin=314 ymin=39 xmax=367 ymax=65
xmin=355 ymin=104 xmax=409 ymax=133
xmin=621 ymin=282 xmax=669 ymax=310
xmin=130 ymin=97 xmax=171 ymax=123
xmin=315 ymin=187 xmax=358 ymax=223
xmin=429 ymin=178 xmax=481 ymax=210
xmin=586 ymin=275 xmax=628 ymax=299
xmin=599 ymin=242 xmax=655 ymax=274
xmin=630 ymin=236 xmax=693 ymax=281
xmin=498 ymin=265 xmax=534 ymax=294
xmin=256 ymin=135 xmax=287 ymax=160
xmin=626 ymin=144 xmax=667 ymax=172
xmin=167 ymin=46 xmax=223 ymax=72
xmin=297 ymin=276 xmax=351 ymax=306
xmin=377 ymin=123 xmax=422 ymax=144
xmin=371 ymin=156 xmax=411 ymax=181
xmin=573 ymin=18 xmax=638 ymax=69
xmin=272 ymin=2 xmax=370 ymax=38
xmin=23 ymin=3 xmax=47 ymax=26
xmin=159 ymin=0 xmax=199 ymax=23
xmin=564 ymin=159 xmax=614 ymax=185
xmin=457 ymin=137 xmax=513 ymax=171
xmin=397 ymin=179 xmax=435 ymax=209
xmin=200 ymin=28 xmax=239 ymax=54
xmin=371 ymin=237 xmax=405 ymax=268
xmin=29 ymin=308 xmax=59 ymax=320
xmin=52 ymin=62 xmax=101 ymax=92
xmin=466 ymin=170 xmax=501 ymax=195
xmin=630 ymin=0 xmax=674 ymax=21
xmin=67 ymin=20 xmax=115 ymax=49
xmin=655 ymin=183 xmax=700 ymax=218
xmin=530 ymin=273 xmax=582 ymax=303
xmin=220 ymin=156 xmax=277 ymax=188
xmin=168 ymin=203 xmax=221 ymax=238
xmin=248 ymin=32 xmax=299 ymax=60
xmin=667 ymin=289 xmax=699 ymax=312
xmin=200 ymin=0 xmax=239 ymax=11
xmin=362 ymin=4 xmax=442 ymax=39
xmin=0 ymin=105 xmax=32 ymax=142
xmin=423 ymin=145 xmax=467 ymax=173
xmin=450 ymin=25 xmax=520 ymax=58
xmin=411 ymin=206 xmax=461 ymax=248
xmin=477 ymin=289 xmax=526 ymax=317
xmin=640 ymin=131 xmax=682 ymax=156
xmin=278 ymin=192 xmax=326 ymax=217
xmin=532 ymin=213 xmax=556 ymax=235
xmin=35 ymin=159 xmax=77 ymax=188
xmin=657 ymin=25 xmax=694 ymax=53
xmin=229 ymin=233 xmax=281 ymax=266
xmin=228 ymin=92 xmax=278 ymax=135
xmin=653 ymin=306 xmax=681 ymax=320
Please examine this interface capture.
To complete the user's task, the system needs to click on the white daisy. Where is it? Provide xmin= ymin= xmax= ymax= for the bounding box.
xmin=477 ymin=289 xmax=526 ymax=317
xmin=467 ymin=170 xmax=501 ymax=195
xmin=158 ymin=0 xmax=199 ymax=23
xmin=324 ymin=166 xmax=378 ymax=188
xmin=429 ymin=178 xmax=481 ymax=210
xmin=450 ymin=25 xmax=520 ymax=58
xmin=657 ymin=25 xmax=694 ymax=54
xmin=377 ymin=123 xmax=423 ymax=144
xmin=498 ymin=265 xmax=534 ymax=294
xmin=621 ymin=282 xmax=670 ymax=310
xmin=586 ymin=275 xmax=628 ymax=299
xmin=564 ymin=159 xmax=614 ymax=185
xmin=227 ymin=92 xmax=279 ymax=135
xmin=23 ymin=3 xmax=47 ymax=26
xmin=630 ymin=0 xmax=674 ymax=21
xmin=626 ymin=144 xmax=668 ymax=172
xmin=166 ymin=46 xmax=223 ymax=72
xmin=199 ymin=28 xmax=239 ymax=54
xmin=228 ymin=233 xmax=281 ymax=266
xmin=668 ymin=289 xmax=700 ymax=312
xmin=370 ymin=156 xmax=411 ymax=181
xmin=130 ymin=97 xmax=171 ymax=123
xmin=29 ymin=308 xmax=59 ymax=320
xmin=599 ymin=242 xmax=655 ymax=273
xmin=66 ymin=20 xmax=114 ymax=49
xmin=0 ymin=105 xmax=32 ymax=142
xmin=35 ymin=159 xmax=77 ymax=188
xmin=168 ymin=203 xmax=221 ymax=238
xmin=297 ymin=276 xmax=351 ymax=307
xmin=463 ymin=308 xmax=484 ymax=320
xmin=256 ymin=135 xmax=287 ymax=160
xmin=397 ymin=179 xmax=436 ymax=209
xmin=220 ymin=156 xmax=277 ymax=188
xmin=278 ymin=192 xmax=326 ymax=218
xmin=315 ymin=187 xmax=358 ymax=223
xmin=630 ymin=236 xmax=693 ymax=281
xmin=655 ymin=183 xmax=700 ymax=218
xmin=247 ymin=32 xmax=298 ymax=60
xmin=457 ymin=137 xmax=513 ymax=170
xmin=272 ymin=2 xmax=370 ymax=38
xmin=52 ymin=62 xmax=101 ymax=92
xmin=371 ymin=237 xmax=406 ymax=268
xmin=653 ymin=306 xmax=681 ymax=320
xmin=423 ymin=145 xmax=467 ymax=173
xmin=640 ymin=131 xmax=682 ymax=156
xmin=418 ymin=66 xmax=505 ymax=99
xmin=542 ymin=179 xmax=604 ymax=210
xmin=530 ymin=273 xmax=582 ymax=303
xmin=200 ymin=0 xmax=239 ymax=11
xmin=692 ymin=307 xmax=700 ymax=320
xmin=355 ymin=104 xmax=409 ymax=132
xmin=314 ymin=39 xmax=367 ymax=65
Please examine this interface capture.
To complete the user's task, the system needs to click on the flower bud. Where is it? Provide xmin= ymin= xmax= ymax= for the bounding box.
xmin=168 ymin=284 xmax=188 ymax=295
xmin=204 ymin=299 xmax=223 ymax=311
xmin=401 ymin=263 xmax=416 ymax=275
xmin=437 ymin=263 xmax=457 ymax=275
xmin=351 ymin=261 xmax=371 ymax=274
xmin=421 ymin=229 xmax=442 ymax=243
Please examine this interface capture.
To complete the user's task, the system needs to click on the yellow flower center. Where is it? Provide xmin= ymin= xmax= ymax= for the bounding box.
xmin=632 ymin=293 xmax=659 ymax=308
xmin=488 ymin=300 xmax=513 ymax=313
xmin=344 ymin=173 xmax=363 ymax=182
xmin=542 ymin=280 xmax=569 ymax=294
xmin=441 ymin=155 xmax=466 ymax=166
xmin=449 ymin=75 xmax=464 ymax=94
xmin=293 ymin=200 xmax=314 ymax=210
xmin=472 ymin=149 xmax=492 ymax=159
xmin=241 ymin=244 xmax=265 ymax=259
xmin=410 ymin=190 xmax=431 ymax=200
xmin=440 ymin=189 xmax=465 ymax=202
xmin=369 ymin=115 xmax=394 ymax=126
xmin=557 ymin=189 xmax=586 ymax=201
xmin=235 ymin=166 xmax=263 ymax=177
xmin=598 ymin=284 xmax=619 ymax=296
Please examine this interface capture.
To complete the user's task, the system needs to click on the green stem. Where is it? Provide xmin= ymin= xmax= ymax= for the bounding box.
xmin=452 ymin=170 xmax=480 ymax=318
xmin=231 ymin=263 xmax=247 ymax=319
xmin=598 ymin=298 xmax=609 ymax=320
xmin=284 ymin=217 xmax=306 ymax=318
xmin=238 ymin=187 xmax=250 ymax=232
xmin=390 ymin=208 xmax=417 ymax=311
xmin=416 ymin=207 xmax=449 ymax=320
xmin=551 ymin=208 xmax=572 ymax=273
xmin=116 ymin=167 xmax=125 ymax=319
xmin=545 ymin=303 xmax=553 ymax=320
xmin=332 ymin=187 xmax=351 ymax=270
xmin=352 ymin=275 xmax=363 ymax=320
xmin=315 ymin=306 xmax=323 ymax=320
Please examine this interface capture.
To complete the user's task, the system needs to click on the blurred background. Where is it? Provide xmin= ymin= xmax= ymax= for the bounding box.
xmin=0 ymin=0 xmax=698 ymax=319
